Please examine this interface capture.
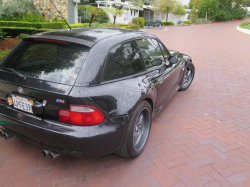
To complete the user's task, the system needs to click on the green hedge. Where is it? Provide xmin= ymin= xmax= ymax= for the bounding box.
xmin=0 ymin=21 xmax=65 ymax=29
xmin=183 ymin=21 xmax=192 ymax=24
xmin=64 ymin=23 xmax=89 ymax=28
xmin=163 ymin=21 xmax=175 ymax=25
xmin=2 ymin=27 xmax=53 ymax=38
xmin=132 ymin=17 xmax=145 ymax=28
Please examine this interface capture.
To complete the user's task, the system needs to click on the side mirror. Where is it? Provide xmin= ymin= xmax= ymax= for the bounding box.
xmin=151 ymin=59 xmax=162 ymax=66
xmin=169 ymin=56 xmax=178 ymax=64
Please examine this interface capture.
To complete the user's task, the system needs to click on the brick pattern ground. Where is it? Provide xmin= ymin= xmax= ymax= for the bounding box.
xmin=1 ymin=20 xmax=250 ymax=187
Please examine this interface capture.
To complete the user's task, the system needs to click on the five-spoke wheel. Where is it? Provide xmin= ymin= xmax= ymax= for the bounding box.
xmin=117 ymin=101 xmax=152 ymax=158
xmin=179 ymin=62 xmax=195 ymax=91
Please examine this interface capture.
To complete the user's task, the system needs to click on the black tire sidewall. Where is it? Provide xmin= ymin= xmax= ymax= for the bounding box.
xmin=126 ymin=101 xmax=152 ymax=158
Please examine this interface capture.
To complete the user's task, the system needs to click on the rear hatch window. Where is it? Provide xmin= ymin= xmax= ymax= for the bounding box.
xmin=0 ymin=40 xmax=90 ymax=85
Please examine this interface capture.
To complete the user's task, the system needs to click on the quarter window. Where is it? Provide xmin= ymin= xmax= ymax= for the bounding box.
xmin=136 ymin=38 xmax=165 ymax=70
xmin=102 ymin=40 xmax=146 ymax=81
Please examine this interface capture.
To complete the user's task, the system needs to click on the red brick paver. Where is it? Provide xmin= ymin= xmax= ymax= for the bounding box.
xmin=1 ymin=20 xmax=250 ymax=187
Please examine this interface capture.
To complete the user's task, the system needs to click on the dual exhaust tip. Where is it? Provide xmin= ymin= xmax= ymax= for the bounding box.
xmin=0 ymin=131 xmax=13 ymax=139
xmin=0 ymin=131 xmax=59 ymax=160
xmin=42 ymin=150 xmax=60 ymax=160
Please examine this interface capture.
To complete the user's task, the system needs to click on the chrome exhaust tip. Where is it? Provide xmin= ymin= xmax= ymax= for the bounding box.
xmin=48 ymin=151 xmax=60 ymax=160
xmin=0 ymin=131 xmax=4 ymax=137
xmin=41 ymin=150 xmax=51 ymax=157
xmin=3 ymin=132 xmax=13 ymax=139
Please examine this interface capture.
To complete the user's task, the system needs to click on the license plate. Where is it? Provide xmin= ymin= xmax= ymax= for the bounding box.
xmin=12 ymin=95 xmax=33 ymax=114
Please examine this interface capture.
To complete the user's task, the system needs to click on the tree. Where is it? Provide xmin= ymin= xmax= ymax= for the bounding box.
xmin=174 ymin=2 xmax=186 ymax=15
xmin=78 ymin=5 xmax=105 ymax=27
xmin=152 ymin=0 xmax=176 ymax=21
xmin=189 ymin=7 xmax=198 ymax=20
xmin=198 ymin=0 xmax=219 ymax=19
xmin=189 ymin=0 xmax=198 ymax=20
xmin=104 ymin=8 xmax=124 ymax=25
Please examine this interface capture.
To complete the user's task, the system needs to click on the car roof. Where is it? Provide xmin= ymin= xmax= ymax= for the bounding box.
xmin=25 ymin=28 xmax=151 ymax=47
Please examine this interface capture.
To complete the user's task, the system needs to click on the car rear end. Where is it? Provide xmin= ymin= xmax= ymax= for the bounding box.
xmin=0 ymin=37 xmax=128 ymax=158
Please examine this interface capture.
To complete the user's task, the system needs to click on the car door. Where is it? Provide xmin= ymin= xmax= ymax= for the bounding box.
xmin=156 ymin=41 xmax=183 ymax=106
xmin=136 ymin=38 xmax=181 ymax=111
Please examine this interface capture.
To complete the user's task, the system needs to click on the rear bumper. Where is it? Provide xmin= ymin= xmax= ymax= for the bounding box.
xmin=0 ymin=103 xmax=129 ymax=158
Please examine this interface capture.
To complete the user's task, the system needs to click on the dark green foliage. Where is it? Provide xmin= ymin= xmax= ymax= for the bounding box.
xmin=0 ymin=0 xmax=41 ymax=21
xmin=144 ymin=21 xmax=149 ymax=26
xmin=183 ymin=21 xmax=192 ymax=24
xmin=12 ymin=13 xmax=44 ymax=22
xmin=81 ymin=18 xmax=90 ymax=23
xmin=197 ymin=0 xmax=247 ymax=22
xmin=192 ymin=18 xmax=211 ymax=23
xmin=0 ymin=28 xmax=7 ymax=41
xmin=93 ymin=12 xmax=109 ymax=24
xmin=163 ymin=21 xmax=175 ymax=25
xmin=17 ymin=33 xmax=30 ymax=39
xmin=211 ymin=8 xmax=247 ymax=21
xmin=132 ymin=17 xmax=145 ymax=28
xmin=2 ymin=27 xmax=53 ymax=38
xmin=0 ymin=21 xmax=65 ymax=29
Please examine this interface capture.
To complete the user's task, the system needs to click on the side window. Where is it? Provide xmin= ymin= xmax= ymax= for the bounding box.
xmin=102 ymin=40 xmax=146 ymax=81
xmin=136 ymin=38 xmax=165 ymax=70
xmin=158 ymin=42 xmax=171 ymax=64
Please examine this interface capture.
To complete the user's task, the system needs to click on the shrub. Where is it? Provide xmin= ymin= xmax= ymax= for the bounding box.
xmin=163 ymin=21 xmax=175 ymax=25
xmin=17 ymin=33 xmax=30 ymax=39
xmin=93 ymin=12 xmax=109 ymax=24
xmin=0 ymin=0 xmax=41 ymax=21
xmin=0 ymin=49 xmax=11 ymax=61
xmin=192 ymin=18 xmax=210 ymax=24
xmin=144 ymin=21 xmax=149 ymax=26
xmin=240 ymin=21 xmax=250 ymax=27
xmin=183 ymin=21 xmax=192 ymax=24
xmin=0 ymin=21 xmax=65 ymax=29
xmin=134 ymin=25 xmax=140 ymax=30
xmin=128 ymin=24 xmax=135 ymax=29
xmin=132 ymin=17 xmax=145 ymax=28
xmin=81 ymin=18 xmax=90 ymax=23
xmin=14 ymin=13 xmax=44 ymax=22
xmin=65 ymin=23 xmax=89 ymax=28
xmin=0 ymin=28 xmax=7 ymax=41
xmin=177 ymin=20 xmax=182 ymax=25
xmin=239 ymin=21 xmax=250 ymax=30
xmin=2 ymin=27 xmax=53 ymax=38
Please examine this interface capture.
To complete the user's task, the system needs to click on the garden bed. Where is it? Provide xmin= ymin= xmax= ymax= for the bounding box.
xmin=0 ymin=38 xmax=21 ymax=51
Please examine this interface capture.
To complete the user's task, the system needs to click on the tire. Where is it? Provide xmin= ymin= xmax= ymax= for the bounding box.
xmin=116 ymin=101 xmax=152 ymax=158
xmin=179 ymin=61 xmax=195 ymax=91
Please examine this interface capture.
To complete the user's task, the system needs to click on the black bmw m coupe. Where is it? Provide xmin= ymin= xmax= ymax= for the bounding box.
xmin=0 ymin=28 xmax=194 ymax=159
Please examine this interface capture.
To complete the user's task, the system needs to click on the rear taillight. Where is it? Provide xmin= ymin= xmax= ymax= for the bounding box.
xmin=59 ymin=105 xmax=104 ymax=126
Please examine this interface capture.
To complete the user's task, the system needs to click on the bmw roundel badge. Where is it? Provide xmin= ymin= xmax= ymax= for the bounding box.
xmin=18 ymin=87 xmax=24 ymax=94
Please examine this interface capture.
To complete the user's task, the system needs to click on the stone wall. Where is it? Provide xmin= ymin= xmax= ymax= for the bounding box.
xmin=2 ymin=0 xmax=68 ymax=21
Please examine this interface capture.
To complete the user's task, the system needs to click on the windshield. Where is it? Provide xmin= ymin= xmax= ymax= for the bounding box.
xmin=0 ymin=41 xmax=90 ymax=85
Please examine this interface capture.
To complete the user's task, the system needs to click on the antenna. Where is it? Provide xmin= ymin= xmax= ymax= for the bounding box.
xmin=49 ymin=0 xmax=72 ymax=32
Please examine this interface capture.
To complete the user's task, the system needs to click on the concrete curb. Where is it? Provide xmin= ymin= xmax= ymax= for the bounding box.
xmin=236 ymin=26 xmax=250 ymax=35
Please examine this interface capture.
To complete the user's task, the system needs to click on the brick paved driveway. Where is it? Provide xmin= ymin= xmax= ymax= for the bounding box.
xmin=1 ymin=20 xmax=250 ymax=187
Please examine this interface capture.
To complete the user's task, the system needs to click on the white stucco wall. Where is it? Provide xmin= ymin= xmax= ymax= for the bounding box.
xmin=154 ymin=10 xmax=190 ymax=24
